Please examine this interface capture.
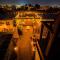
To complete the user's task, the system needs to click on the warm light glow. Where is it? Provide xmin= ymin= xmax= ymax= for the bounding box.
xmin=26 ymin=26 xmax=31 ymax=29
xmin=14 ymin=46 xmax=18 ymax=53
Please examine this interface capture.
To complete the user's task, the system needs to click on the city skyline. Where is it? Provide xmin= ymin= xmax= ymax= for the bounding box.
xmin=0 ymin=0 xmax=60 ymax=6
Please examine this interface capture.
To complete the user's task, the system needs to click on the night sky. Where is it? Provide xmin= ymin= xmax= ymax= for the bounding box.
xmin=0 ymin=0 xmax=60 ymax=6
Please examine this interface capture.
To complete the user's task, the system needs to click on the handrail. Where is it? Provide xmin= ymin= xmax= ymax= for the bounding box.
xmin=36 ymin=41 xmax=44 ymax=60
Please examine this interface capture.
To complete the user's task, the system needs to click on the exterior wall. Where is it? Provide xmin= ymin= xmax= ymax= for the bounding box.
xmin=0 ymin=20 xmax=13 ymax=32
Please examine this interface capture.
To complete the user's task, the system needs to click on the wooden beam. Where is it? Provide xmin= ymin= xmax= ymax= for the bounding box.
xmin=45 ymin=19 xmax=59 ymax=56
xmin=43 ymin=22 xmax=53 ymax=33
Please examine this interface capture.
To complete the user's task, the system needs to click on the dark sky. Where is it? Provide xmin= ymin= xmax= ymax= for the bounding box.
xmin=0 ymin=0 xmax=60 ymax=6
